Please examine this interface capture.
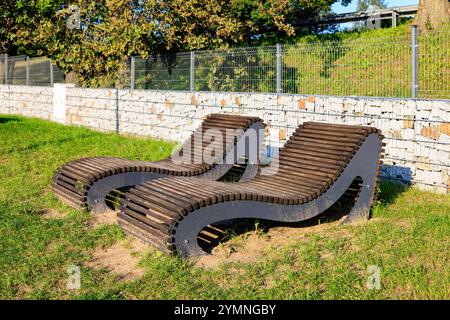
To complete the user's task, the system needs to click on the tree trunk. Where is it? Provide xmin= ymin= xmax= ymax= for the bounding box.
xmin=413 ymin=0 xmax=450 ymax=31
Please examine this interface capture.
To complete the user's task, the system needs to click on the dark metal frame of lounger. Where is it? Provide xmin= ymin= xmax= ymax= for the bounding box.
xmin=171 ymin=133 xmax=382 ymax=257
xmin=118 ymin=126 xmax=383 ymax=258
xmin=85 ymin=121 xmax=265 ymax=212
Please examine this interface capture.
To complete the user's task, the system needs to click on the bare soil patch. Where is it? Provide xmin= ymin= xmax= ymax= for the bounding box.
xmin=40 ymin=208 xmax=68 ymax=219
xmin=87 ymin=238 xmax=149 ymax=281
xmin=196 ymin=217 xmax=346 ymax=269
xmin=88 ymin=209 xmax=118 ymax=227
xmin=16 ymin=284 xmax=32 ymax=299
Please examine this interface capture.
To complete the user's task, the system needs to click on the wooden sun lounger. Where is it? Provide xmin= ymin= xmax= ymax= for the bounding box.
xmin=118 ymin=122 xmax=384 ymax=257
xmin=51 ymin=114 xmax=265 ymax=212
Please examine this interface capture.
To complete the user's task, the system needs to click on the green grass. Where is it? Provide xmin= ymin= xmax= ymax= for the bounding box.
xmin=8 ymin=23 xmax=449 ymax=99
xmin=283 ymin=22 xmax=449 ymax=99
xmin=145 ymin=22 xmax=449 ymax=99
xmin=0 ymin=115 xmax=449 ymax=300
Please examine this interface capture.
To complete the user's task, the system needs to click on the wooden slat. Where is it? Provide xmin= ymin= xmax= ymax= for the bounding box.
xmin=118 ymin=122 xmax=384 ymax=256
xmin=52 ymin=114 xmax=264 ymax=209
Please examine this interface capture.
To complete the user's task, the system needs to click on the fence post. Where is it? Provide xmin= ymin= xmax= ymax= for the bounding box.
xmin=190 ymin=51 xmax=195 ymax=91
xmin=411 ymin=25 xmax=419 ymax=98
xmin=391 ymin=11 xmax=397 ymax=27
xmin=130 ymin=56 xmax=135 ymax=89
xmin=276 ymin=43 xmax=282 ymax=94
xmin=4 ymin=54 xmax=8 ymax=85
xmin=50 ymin=60 xmax=54 ymax=86
xmin=115 ymin=89 xmax=120 ymax=133
xmin=26 ymin=56 xmax=30 ymax=86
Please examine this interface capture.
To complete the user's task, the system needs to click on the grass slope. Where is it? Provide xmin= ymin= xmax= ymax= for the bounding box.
xmin=283 ymin=23 xmax=449 ymax=99
xmin=0 ymin=115 xmax=448 ymax=299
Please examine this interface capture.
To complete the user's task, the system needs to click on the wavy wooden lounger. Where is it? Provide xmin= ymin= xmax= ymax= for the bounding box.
xmin=118 ymin=122 xmax=384 ymax=257
xmin=52 ymin=114 xmax=265 ymax=212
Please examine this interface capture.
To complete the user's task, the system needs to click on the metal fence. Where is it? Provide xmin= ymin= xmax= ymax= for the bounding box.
xmin=131 ymin=25 xmax=449 ymax=99
xmin=129 ymin=25 xmax=449 ymax=99
xmin=0 ymin=55 xmax=64 ymax=87
xmin=1 ymin=25 xmax=449 ymax=99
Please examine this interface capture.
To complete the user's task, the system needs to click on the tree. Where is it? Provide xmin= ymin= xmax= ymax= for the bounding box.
xmin=0 ymin=0 xmax=17 ymax=54
xmin=13 ymin=0 xmax=157 ymax=87
xmin=414 ymin=0 xmax=450 ymax=31
xmin=140 ymin=0 xmax=296 ymax=50
xmin=7 ymin=0 xmax=66 ymax=56
xmin=2 ymin=0 xmax=353 ymax=86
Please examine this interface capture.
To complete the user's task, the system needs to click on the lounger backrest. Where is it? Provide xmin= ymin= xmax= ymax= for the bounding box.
xmin=269 ymin=122 xmax=382 ymax=188
xmin=173 ymin=114 xmax=264 ymax=165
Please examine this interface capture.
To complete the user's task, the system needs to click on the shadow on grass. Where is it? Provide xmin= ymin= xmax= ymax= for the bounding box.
xmin=201 ymin=203 xmax=354 ymax=253
xmin=200 ymin=209 xmax=347 ymax=254
xmin=200 ymin=181 xmax=411 ymax=253
xmin=4 ymin=133 xmax=93 ymax=155
xmin=0 ymin=117 xmax=20 ymax=124
xmin=377 ymin=181 xmax=410 ymax=206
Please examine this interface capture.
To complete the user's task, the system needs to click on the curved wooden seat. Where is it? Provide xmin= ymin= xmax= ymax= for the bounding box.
xmin=52 ymin=114 xmax=265 ymax=212
xmin=118 ymin=122 xmax=384 ymax=257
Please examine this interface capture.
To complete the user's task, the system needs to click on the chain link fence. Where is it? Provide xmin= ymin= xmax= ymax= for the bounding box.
xmin=0 ymin=25 xmax=449 ymax=99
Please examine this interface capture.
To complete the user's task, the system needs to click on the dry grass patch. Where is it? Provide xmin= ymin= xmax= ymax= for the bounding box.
xmin=196 ymin=216 xmax=346 ymax=269
xmin=39 ymin=208 xmax=68 ymax=219
xmin=16 ymin=284 xmax=32 ymax=299
xmin=88 ymin=209 xmax=118 ymax=227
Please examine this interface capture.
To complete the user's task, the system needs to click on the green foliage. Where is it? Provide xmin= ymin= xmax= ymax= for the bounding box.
xmin=13 ymin=0 xmax=158 ymax=88
xmin=2 ymin=0 xmax=350 ymax=87
xmin=0 ymin=1 xmax=21 ymax=54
